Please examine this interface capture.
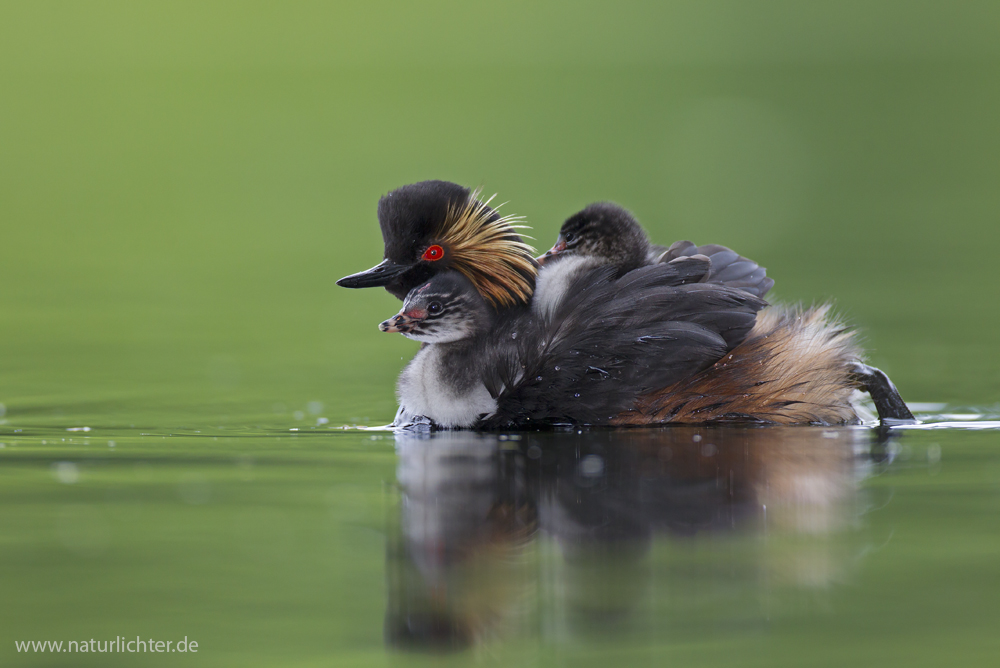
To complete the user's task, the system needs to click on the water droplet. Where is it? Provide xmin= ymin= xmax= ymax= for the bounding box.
xmin=554 ymin=366 xmax=561 ymax=371
xmin=536 ymin=376 xmax=543 ymax=381
xmin=511 ymin=332 xmax=518 ymax=339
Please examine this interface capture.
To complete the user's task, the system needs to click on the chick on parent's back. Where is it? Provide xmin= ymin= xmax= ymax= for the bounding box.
xmin=533 ymin=202 xmax=773 ymax=320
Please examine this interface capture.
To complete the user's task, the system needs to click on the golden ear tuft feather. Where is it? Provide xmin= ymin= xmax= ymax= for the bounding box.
xmin=436 ymin=189 xmax=537 ymax=308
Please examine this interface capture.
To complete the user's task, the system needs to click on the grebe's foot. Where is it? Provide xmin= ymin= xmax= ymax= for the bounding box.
xmin=390 ymin=406 xmax=435 ymax=431
xmin=849 ymin=362 xmax=916 ymax=424
xmin=393 ymin=415 xmax=436 ymax=432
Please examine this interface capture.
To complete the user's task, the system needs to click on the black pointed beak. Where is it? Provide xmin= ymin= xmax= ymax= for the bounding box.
xmin=337 ymin=259 xmax=413 ymax=289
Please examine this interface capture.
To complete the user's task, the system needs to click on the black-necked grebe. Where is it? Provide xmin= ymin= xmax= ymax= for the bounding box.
xmin=343 ymin=181 xmax=914 ymax=427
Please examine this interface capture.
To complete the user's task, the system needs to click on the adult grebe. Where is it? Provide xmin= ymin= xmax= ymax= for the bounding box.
xmin=342 ymin=181 xmax=913 ymax=426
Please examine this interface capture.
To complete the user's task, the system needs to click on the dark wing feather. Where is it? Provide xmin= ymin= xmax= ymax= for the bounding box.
xmin=662 ymin=255 xmax=712 ymax=284
xmin=656 ymin=241 xmax=774 ymax=298
xmin=479 ymin=264 xmax=765 ymax=428
xmin=647 ymin=243 xmax=671 ymax=263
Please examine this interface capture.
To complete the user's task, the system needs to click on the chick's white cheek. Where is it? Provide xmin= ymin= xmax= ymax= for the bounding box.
xmin=409 ymin=327 xmax=467 ymax=344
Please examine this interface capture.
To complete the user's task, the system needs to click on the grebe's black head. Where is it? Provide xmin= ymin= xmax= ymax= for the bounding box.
xmin=337 ymin=181 xmax=537 ymax=309
xmin=378 ymin=272 xmax=493 ymax=344
xmin=538 ymin=202 xmax=651 ymax=274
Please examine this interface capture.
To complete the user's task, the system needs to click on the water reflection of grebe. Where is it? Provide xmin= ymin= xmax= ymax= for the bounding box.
xmin=385 ymin=427 xmax=887 ymax=651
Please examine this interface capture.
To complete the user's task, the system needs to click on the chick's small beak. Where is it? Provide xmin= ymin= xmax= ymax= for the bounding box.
xmin=536 ymin=237 xmax=567 ymax=265
xmin=378 ymin=309 xmax=425 ymax=334
xmin=378 ymin=314 xmax=406 ymax=333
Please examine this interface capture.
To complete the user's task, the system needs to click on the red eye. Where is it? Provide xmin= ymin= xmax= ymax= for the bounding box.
xmin=422 ymin=245 xmax=444 ymax=261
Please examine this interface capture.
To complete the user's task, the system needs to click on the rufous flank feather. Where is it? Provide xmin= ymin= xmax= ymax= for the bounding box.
xmin=613 ymin=305 xmax=862 ymax=425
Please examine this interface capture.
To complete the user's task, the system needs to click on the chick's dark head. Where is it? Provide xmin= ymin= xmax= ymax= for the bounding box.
xmin=540 ymin=202 xmax=651 ymax=275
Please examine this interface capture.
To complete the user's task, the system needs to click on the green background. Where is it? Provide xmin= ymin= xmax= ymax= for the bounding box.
xmin=1 ymin=2 xmax=999 ymax=666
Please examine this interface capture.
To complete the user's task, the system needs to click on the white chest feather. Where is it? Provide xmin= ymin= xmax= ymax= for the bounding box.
xmin=533 ymin=255 xmax=602 ymax=321
xmin=396 ymin=346 xmax=498 ymax=428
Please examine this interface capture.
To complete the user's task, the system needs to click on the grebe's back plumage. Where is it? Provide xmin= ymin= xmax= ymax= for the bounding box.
xmin=657 ymin=239 xmax=775 ymax=299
